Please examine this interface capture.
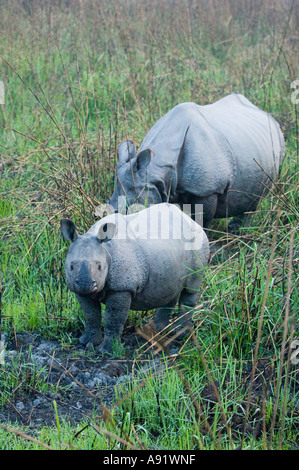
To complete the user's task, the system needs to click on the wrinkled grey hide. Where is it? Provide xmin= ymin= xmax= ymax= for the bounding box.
xmin=109 ymin=94 xmax=284 ymax=226
xmin=61 ymin=203 xmax=209 ymax=353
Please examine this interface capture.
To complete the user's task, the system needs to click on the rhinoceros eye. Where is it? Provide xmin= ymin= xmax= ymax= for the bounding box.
xmin=98 ymin=263 xmax=102 ymax=271
xmin=70 ymin=264 xmax=74 ymax=271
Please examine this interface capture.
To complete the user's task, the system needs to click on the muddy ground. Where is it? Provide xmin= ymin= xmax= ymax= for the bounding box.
xmin=0 ymin=327 xmax=157 ymax=428
xmin=0 ymin=327 xmax=298 ymax=444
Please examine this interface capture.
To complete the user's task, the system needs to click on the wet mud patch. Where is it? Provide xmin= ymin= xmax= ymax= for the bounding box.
xmin=0 ymin=329 xmax=151 ymax=428
xmin=0 ymin=329 xmax=298 ymax=445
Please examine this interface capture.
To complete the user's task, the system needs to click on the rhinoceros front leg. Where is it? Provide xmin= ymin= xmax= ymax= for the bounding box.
xmin=154 ymin=299 xmax=178 ymax=331
xmin=76 ymin=294 xmax=102 ymax=347
xmin=190 ymin=193 xmax=218 ymax=227
xmin=99 ymin=291 xmax=132 ymax=354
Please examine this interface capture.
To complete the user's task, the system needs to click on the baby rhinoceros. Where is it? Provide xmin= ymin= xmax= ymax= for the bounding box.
xmin=61 ymin=203 xmax=209 ymax=354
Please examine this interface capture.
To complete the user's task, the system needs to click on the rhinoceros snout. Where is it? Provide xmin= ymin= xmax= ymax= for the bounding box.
xmin=74 ymin=279 xmax=98 ymax=295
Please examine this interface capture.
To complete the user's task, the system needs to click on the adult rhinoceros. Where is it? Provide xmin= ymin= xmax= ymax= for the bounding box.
xmin=109 ymin=94 xmax=284 ymax=227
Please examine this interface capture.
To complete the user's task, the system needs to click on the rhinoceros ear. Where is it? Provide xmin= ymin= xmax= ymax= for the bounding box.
xmin=118 ymin=140 xmax=135 ymax=165
xmin=97 ymin=222 xmax=116 ymax=243
xmin=60 ymin=219 xmax=79 ymax=242
xmin=134 ymin=148 xmax=154 ymax=172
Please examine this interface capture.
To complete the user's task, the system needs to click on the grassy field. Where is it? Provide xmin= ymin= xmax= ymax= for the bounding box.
xmin=0 ymin=0 xmax=298 ymax=450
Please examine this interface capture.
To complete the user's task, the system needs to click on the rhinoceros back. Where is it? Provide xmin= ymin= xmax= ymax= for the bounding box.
xmin=86 ymin=204 xmax=209 ymax=306
xmin=88 ymin=203 xmax=207 ymax=253
xmin=203 ymin=94 xmax=284 ymax=173
xmin=203 ymin=94 xmax=284 ymax=213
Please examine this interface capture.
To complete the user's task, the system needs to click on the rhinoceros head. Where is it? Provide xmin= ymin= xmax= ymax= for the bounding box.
xmin=60 ymin=219 xmax=115 ymax=296
xmin=109 ymin=140 xmax=162 ymax=213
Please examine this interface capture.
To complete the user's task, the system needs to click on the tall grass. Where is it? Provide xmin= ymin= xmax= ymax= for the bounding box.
xmin=0 ymin=0 xmax=298 ymax=450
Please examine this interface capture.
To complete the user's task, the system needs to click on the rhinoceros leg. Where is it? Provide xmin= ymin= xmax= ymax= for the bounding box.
xmin=154 ymin=299 xmax=178 ymax=331
xmin=76 ymin=294 xmax=102 ymax=347
xmin=190 ymin=193 xmax=218 ymax=227
xmin=228 ymin=215 xmax=245 ymax=233
xmin=99 ymin=291 xmax=132 ymax=354
xmin=174 ymin=289 xmax=199 ymax=338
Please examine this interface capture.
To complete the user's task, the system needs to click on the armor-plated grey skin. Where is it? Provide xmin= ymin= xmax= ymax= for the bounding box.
xmin=61 ymin=203 xmax=209 ymax=353
xmin=109 ymin=94 xmax=284 ymax=226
